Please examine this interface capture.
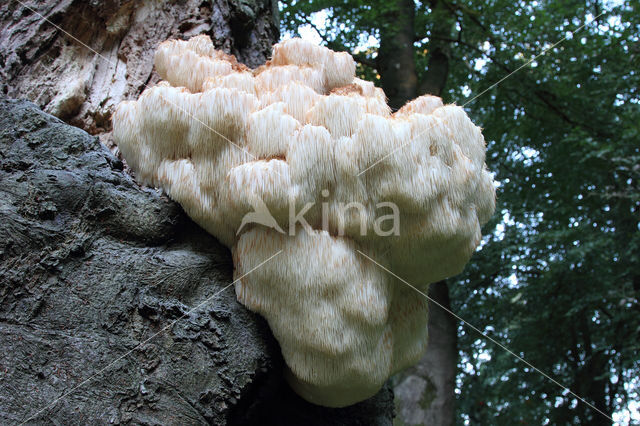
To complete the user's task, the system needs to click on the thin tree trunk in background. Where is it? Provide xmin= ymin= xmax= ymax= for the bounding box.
xmin=392 ymin=282 xmax=457 ymax=426
xmin=376 ymin=1 xmax=457 ymax=425
xmin=418 ymin=0 xmax=452 ymax=97
xmin=376 ymin=0 xmax=417 ymax=110
xmin=575 ymin=311 xmax=611 ymax=424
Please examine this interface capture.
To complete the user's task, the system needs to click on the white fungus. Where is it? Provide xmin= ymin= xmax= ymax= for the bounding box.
xmin=113 ymin=35 xmax=496 ymax=407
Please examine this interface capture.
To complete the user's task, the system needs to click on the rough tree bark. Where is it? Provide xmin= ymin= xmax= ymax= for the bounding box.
xmin=375 ymin=1 xmax=458 ymax=425
xmin=0 ymin=1 xmax=395 ymax=424
xmin=0 ymin=97 xmax=394 ymax=425
xmin=0 ymin=0 xmax=278 ymax=144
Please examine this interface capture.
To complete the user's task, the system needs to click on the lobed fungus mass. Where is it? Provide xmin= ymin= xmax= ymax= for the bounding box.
xmin=113 ymin=35 xmax=496 ymax=407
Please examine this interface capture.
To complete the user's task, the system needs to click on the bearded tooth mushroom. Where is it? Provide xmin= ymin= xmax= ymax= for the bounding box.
xmin=113 ymin=35 xmax=496 ymax=407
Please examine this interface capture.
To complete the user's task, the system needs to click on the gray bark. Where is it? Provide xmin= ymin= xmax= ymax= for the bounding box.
xmin=392 ymin=282 xmax=457 ymax=426
xmin=0 ymin=97 xmax=395 ymax=425
xmin=0 ymin=0 xmax=279 ymax=147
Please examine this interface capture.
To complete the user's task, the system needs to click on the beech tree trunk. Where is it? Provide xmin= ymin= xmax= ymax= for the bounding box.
xmin=376 ymin=0 xmax=418 ymax=110
xmin=392 ymin=282 xmax=457 ymax=426
xmin=0 ymin=0 xmax=278 ymax=145
xmin=0 ymin=1 xmax=395 ymax=424
xmin=376 ymin=1 xmax=458 ymax=425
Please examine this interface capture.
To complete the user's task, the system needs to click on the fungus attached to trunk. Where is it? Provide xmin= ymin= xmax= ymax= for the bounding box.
xmin=113 ymin=35 xmax=496 ymax=407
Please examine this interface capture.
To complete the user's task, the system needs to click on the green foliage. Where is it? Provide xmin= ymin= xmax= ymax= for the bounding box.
xmin=450 ymin=2 xmax=639 ymax=423
xmin=281 ymin=0 xmax=639 ymax=423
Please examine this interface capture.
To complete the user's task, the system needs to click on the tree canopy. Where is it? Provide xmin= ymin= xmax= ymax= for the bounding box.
xmin=280 ymin=0 xmax=639 ymax=424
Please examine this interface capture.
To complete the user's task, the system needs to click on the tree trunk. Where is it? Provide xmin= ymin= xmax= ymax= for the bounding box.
xmin=0 ymin=2 xmax=395 ymax=424
xmin=0 ymin=0 xmax=279 ymax=146
xmin=392 ymin=282 xmax=457 ymax=426
xmin=417 ymin=0 xmax=453 ymax=97
xmin=376 ymin=1 xmax=457 ymax=425
xmin=574 ymin=312 xmax=612 ymax=424
xmin=376 ymin=0 xmax=418 ymax=110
